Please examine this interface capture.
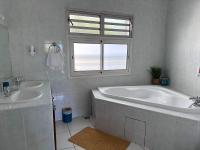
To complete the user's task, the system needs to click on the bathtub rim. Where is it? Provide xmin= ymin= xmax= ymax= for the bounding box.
xmin=97 ymin=85 xmax=200 ymax=114
xmin=92 ymin=88 xmax=200 ymax=121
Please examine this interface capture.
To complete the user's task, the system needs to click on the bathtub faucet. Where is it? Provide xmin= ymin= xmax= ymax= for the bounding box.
xmin=190 ymin=96 xmax=200 ymax=106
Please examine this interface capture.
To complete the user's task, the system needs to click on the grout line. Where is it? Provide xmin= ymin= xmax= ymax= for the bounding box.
xmin=66 ymin=123 xmax=77 ymax=149
xmin=21 ymin=110 xmax=28 ymax=150
xmin=63 ymin=147 xmax=76 ymax=150
xmin=56 ymin=121 xmax=75 ymax=150
xmin=73 ymin=144 xmax=77 ymax=149
xmin=66 ymin=123 xmax=72 ymax=137
xmin=62 ymin=146 xmax=76 ymax=149
xmin=73 ymin=144 xmax=76 ymax=149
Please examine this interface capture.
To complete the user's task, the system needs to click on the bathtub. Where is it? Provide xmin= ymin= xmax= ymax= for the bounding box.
xmin=92 ymin=86 xmax=200 ymax=150
xmin=98 ymin=85 xmax=200 ymax=114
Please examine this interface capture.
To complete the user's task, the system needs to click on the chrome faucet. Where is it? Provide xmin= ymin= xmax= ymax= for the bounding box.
xmin=0 ymin=83 xmax=3 ymax=97
xmin=13 ymin=76 xmax=23 ymax=90
xmin=190 ymin=96 xmax=200 ymax=106
xmin=0 ymin=76 xmax=23 ymax=97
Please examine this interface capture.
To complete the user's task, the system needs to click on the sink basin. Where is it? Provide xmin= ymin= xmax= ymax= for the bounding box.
xmin=11 ymin=90 xmax=43 ymax=102
xmin=21 ymin=81 xmax=44 ymax=88
xmin=0 ymin=97 xmax=12 ymax=104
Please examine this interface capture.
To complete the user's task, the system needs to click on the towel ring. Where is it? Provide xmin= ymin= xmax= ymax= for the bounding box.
xmin=48 ymin=42 xmax=61 ymax=53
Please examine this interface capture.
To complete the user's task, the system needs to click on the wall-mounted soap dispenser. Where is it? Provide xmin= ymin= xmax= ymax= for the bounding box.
xmin=197 ymin=67 xmax=200 ymax=77
xmin=29 ymin=45 xmax=37 ymax=56
xmin=0 ymin=14 xmax=7 ymax=26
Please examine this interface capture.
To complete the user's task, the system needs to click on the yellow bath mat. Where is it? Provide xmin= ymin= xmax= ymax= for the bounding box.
xmin=68 ymin=127 xmax=130 ymax=150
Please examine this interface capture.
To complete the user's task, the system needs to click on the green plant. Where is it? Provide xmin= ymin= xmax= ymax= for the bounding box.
xmin=149 ymin=67 xmax=162 ymax=79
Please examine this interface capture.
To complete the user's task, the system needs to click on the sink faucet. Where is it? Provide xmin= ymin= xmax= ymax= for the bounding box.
xmin=13 ymin=76 xmax=23 ymax=90
xmin=0 ymin=76 xmax=23 ymax=97
xmin=190 ymin=96 xmax=200 ymax=106
xmin=0 ymin=83 xmax=3 ymax=97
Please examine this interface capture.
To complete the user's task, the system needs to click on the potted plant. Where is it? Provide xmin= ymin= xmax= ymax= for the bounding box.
xmin=149 ymin=67 xmax=162 ymax=85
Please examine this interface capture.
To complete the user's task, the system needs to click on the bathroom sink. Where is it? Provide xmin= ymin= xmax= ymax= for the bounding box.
xmin=21 ymin=81 xmax=44 ymax=88
xmin=0 ymin=97 xmax=12 ymax=104
xmin=11 ymin=90 xmax=43 ymax=102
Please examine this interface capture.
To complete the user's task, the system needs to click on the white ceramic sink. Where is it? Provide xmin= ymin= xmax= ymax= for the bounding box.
xmin=0 ymin=97 xmax=12 ymax=104
xmin=11 ymin=90 xmax=43 ymax=102
xmin=21 ymin=81 xmax=44 ymax=88
xmin=0 ymin=81 xmax=44 ymax=104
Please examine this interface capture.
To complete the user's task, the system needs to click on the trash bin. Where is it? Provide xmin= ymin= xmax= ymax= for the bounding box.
xmin=62 ymin=107 xmax=72 ymax=123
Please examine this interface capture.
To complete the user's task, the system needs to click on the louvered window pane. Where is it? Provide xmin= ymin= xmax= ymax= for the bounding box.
xmin=104 ymin=24 xmax=129 ymax=30
xmin=104 ymin=18 xmax=130 ymax=24
xmin=70 ymin=14 xmax=100 ymax=22
xmin=69 ymin=13 xmax=100 ymax=35
xmin=104 ymin=17 xmax=131 ymax=37
xmin=104 ymin=31 xmax=129 ymax=36
xmin=70 ymin=22 xmax=100 ymax=28
xmin=70 ymin=28 xmax=100 ymax=34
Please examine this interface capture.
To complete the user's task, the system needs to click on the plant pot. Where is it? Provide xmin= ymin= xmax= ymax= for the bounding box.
xmin=151 ymin=78 xmax=160 ymax=85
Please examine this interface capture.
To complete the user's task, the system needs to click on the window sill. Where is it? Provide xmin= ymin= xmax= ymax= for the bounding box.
xmin=69 ymin=70 xmax=131 ymax=79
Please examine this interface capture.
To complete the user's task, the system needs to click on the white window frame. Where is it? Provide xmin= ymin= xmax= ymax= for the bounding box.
xmin=69 ymin=37 xmax=132 ymax=77
xmin=67 ymin=10 xmax=133 ymax=78
xmin=69 ymin=37 xmax=102 ymax=77
xmin=101 ymin=38 xmax=131 ymax=75
xmin=67 ymin=10 xmax=134 ymax=38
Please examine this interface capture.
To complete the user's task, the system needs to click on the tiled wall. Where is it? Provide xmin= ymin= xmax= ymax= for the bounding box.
xmin=0 ymin=25 xmax=12 ymax=78
xmin=165 ymin=0 xmax=200 ymax=96
xmin=0 ymin=0 xmax=9 ymax=16
xmin=0 ymin=1 xmax=11 ymax=78
xmin=6 ymin=0 xmax=168 ymax=117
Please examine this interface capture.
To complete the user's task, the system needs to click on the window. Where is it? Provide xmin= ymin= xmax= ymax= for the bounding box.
xmin=69 ymin=13 xmax=100 ymax=35
xmin=68 ymin=11 xmax=133 ymax=37
xmin=104 ymin=17 xmax=131 ymax=36
xmin=103 ymin=44 xmax=128 ymax=70
xmin=74 ymin=43 xmax=101 ymax=71
xmin=68 ymin=10 xmax=133 ymax=77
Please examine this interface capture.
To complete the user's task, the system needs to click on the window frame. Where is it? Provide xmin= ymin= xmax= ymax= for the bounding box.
xmin=67 ymin=10 xmax=134 ymax=38
xmin=66 ymin=9 xmax=133 ymax=78
xmin=69 ymin=37 xmax=132 ymax=77
xmin=69 ymin=38 xmax=102 ymax=77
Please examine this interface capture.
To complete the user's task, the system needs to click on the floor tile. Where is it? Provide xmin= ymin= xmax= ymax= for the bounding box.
xmin=127 ymin=143 xmax=144 ymax=150
xmin=74 ymin=145 xmax=85 ymax=150
xmin=67 ymin=117 xmax=93 ymax=136
xmin=73 ymin=142 xmax=143 ymax=150
xmin=63 ymin=148 xmax=75 ymax=150
xmin=56 ymin=133 xmax=74 ymax=149
xmin=56 ymin=121 xmax=68 ymax=134
xmin=56 ymin=122 xmax=74 ymax=150
xmin=56 ymin=117 xmax=144 ymax=150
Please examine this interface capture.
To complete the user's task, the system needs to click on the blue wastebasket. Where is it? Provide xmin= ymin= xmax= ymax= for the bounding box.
xmin=62 ymin=107 xmax=72 ymax=123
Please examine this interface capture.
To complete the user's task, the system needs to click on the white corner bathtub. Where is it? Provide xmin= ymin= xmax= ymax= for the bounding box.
xmin=98 ymin=85 xmax=200 ymax=114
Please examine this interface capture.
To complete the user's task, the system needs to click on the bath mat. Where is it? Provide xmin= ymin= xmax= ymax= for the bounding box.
xmin=68 ymin=127 xmax=130 ymax=150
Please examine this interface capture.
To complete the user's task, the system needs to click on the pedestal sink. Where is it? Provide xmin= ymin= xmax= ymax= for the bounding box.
xmin=11 ymin=90 xmax=43 ymax=102
xmin=21 ymin=81 xmax=44 ymax=88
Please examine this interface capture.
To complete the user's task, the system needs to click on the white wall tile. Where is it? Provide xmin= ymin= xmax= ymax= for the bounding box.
xmin=166 ymin=0 xmax=200 ymax=96
xmin=4 ymin=0 xmax=168 ymax=117
xmin=125 ymin=117 xmax=146 ymax=147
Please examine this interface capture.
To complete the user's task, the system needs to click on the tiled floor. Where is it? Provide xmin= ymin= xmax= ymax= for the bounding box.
xmin=56 ymin=117 xmax=143 ymax=150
